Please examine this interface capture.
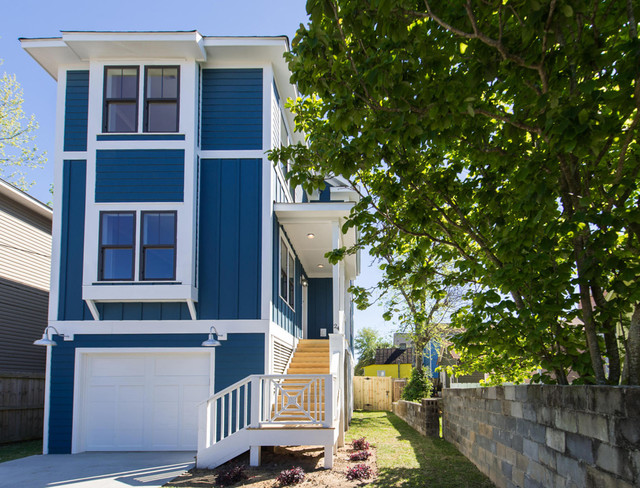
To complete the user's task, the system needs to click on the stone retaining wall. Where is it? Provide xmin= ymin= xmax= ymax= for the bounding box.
xmin=392 ymin=398 xmax=440 ymax=437
xmin=442 ymin=386 xmax=640 ymax=488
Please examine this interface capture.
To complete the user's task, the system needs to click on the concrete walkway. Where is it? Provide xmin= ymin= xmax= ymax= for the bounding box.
xmin=0 ymin=452 xmax=195 ymax=488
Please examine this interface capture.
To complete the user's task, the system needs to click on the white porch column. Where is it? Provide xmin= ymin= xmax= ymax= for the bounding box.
xmin=332 ymin=221 xmax=341 ymax=333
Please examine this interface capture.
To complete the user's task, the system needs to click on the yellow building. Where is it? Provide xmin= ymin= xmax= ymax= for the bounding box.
xmin=363 ymin=363 xmax=413 ymax=378
xmin=363 ymin=347 xmax=414 ymax=378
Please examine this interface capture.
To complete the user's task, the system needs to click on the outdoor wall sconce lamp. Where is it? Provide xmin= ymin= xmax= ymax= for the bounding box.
xmin=201 ymin=326 xmax=222 ymax=347
xmin=33 ymin=326 xmax=67 ymax=347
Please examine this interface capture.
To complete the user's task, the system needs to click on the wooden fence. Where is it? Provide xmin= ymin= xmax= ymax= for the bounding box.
xmin=393 ymin=379 xmax=407 ymax=402
xmin=354 ymin=376 xmax=403 ymax=411
xmin=0 ymin=373 xmax=45 ymax=443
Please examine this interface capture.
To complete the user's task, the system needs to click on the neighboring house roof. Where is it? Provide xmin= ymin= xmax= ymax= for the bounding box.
xmin=0 ymin=178 xmax=52 ymax=220
xmin=375 ymin=347 xmax=414 ymax=365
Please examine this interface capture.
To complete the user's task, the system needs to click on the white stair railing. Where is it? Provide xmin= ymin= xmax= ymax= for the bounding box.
xmin=198 ymin=373 xmax=338 ymax=454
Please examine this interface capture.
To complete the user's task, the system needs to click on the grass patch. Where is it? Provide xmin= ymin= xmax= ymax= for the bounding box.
xmin=0 ymin=440 xmax=42 ymax=464
xmin=349 ymin=411 xmax=494 ymax=488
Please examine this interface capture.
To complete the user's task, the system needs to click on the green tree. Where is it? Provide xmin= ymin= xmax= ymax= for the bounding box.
xmin=354 ymin=327 xmax=391 ymax=375
xmin=271 ymin=0 xmax=640 ymax=385
xmin=0 ymin=70 xmax=46 ymax=190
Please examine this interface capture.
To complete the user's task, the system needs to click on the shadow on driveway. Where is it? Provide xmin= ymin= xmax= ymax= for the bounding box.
xmin=0 ymin=451 xmax=195 ymax=488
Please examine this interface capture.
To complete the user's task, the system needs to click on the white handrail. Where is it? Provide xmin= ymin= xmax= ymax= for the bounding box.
xmin=198 ymin=373 xmax=339 ymax=453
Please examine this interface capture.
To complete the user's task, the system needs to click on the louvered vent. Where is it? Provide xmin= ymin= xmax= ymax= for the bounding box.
xmin=273 ymin=339 xmax=294 ymax=374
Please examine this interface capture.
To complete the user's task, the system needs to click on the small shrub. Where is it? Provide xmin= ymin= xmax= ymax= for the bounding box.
xmin=349 ymin=450 xmax=370 ymax=461
xmin=352 ymin=437 xmax=370 ymax=450
xmin=276 ymin=466 xmax=305 ymax=486
xmin=216 ymin=464 xmax=247 ymax=486
xmin=346 ymin=463 xmax=372 ymax=481
xmin=401 ymin=368 xmax=433 ymax=402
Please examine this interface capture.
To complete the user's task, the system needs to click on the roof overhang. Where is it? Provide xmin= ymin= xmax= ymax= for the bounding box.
xmin=275 ymin=202 xmax=358 ymax=279
xmin=0 ymin=179 xmax=52 ymax=219
xmin=20 ymin=31 xmax=292 ymax=82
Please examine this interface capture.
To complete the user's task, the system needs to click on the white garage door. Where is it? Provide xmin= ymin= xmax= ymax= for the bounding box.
xmin=79 ymin=351 xmax=211 ymax=451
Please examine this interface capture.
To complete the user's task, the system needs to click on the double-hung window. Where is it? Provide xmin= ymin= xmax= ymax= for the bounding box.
xmin=103 ymin=65 xmax=180 ymax=133
xmin=103 ymin=67 xmax=139 ymax=132
xmin=144 ymin=67 xmax=179 ymax=132
xmin=99 ymin=211 xmax=177 ymax=281
xmin=141 ymin=211 xmax=176 ymax=280
xmin=99 ymin=212 xmax=135 ymax=280
xmin=280 ymin=237 xmax=295 ymax=309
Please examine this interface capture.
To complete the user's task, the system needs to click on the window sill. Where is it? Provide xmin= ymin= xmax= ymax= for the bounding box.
xmin=97 ymin=133 xmax=185 ymax=141
xmin=92 ymin=281 xmax=182 ymax=285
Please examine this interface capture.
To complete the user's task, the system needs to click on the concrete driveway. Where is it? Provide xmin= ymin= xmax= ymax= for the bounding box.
xmin=0 ymin=452 xmax=195 ymax=488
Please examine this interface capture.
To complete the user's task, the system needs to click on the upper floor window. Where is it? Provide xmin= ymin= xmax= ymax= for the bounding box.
xmin=280 ymin=237 xmax=295 ymax=309
xmin=103 ymin=67 xmax=139 ymax=132
xmin=98 ymin=210 xmax=176 ymax=281
xmin=103 ymin=65 xmax=180 ymax=133
xmin=144 ymin=67 xmax=179 ymax=132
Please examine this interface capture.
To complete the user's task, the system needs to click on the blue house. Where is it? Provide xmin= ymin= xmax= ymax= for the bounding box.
xmin=22 ymin=31 xmax=360 ymax=469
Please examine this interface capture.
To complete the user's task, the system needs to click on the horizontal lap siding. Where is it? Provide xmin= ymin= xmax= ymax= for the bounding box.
xmin=48 ymin=333 xmax=264 ymax=453
xmin=0 ymin=194 xmax=51 ymax=291
xmin=95 ymin=149 xmax=185 ymax=202
xmin=201 ymin=69 xmax=263 ymax=150
xmin=63 ymin=71 xmax=89 ymax=152
xmin=199 ymin=159 xmax=261 ymax=319
xmin=58 ymin=161 xmax=92 ymax=320
xmin=0 ymin=277 xmax=47 ymax=373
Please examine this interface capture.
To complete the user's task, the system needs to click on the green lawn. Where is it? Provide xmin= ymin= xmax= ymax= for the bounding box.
xmin=0 ymin=440 xmax=42 ymax=464
xmin=349 ymin=411 xmax=494 ymax=488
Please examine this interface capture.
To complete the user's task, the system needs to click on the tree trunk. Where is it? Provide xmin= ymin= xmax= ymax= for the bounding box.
xmin=592 ymin=284 xmax=621 ymax=384
xmin=628 ymin=303 xmax=640 ymax=385
xmin=414 ymin=339 xmax=426 ymax=374
xmin=578 ymin=281 xmax=607 ymax=384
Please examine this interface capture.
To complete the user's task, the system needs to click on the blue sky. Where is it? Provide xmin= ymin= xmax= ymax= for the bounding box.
xmin=1 ymin=0 xmax=391 ymax=341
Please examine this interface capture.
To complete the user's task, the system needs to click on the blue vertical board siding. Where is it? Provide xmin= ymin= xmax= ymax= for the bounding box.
xmin=96 ymin=302 xmax=192 ymax=320
xmin=271 ymin=217 xmax=303 ymax=338
xmin=307 ymin=278 xmax=333 ymax=340
xmin=95 ymin=149 xmax=184 ymax=202
xmin=58 ymin=161 xmax=92 ymax=320
xmin=214 ymin=333 xmax=264 ymax=391
xmin=199 ymin=159 xmax=261 ymax=319
xmin=63 ymin=71 xmax=89 ymax=151
xmin=47 ymin=333 xmax=264 ymax=453
xmin=201 ymin=69 xmax=263 ymax=150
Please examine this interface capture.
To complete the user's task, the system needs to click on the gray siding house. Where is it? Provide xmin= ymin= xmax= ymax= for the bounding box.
xmin=0 ymin=179 xmax=52 ymax=373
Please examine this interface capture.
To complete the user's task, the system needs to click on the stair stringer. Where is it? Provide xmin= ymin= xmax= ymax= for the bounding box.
xmin=196 ymin=428 xmax=252 ymax=469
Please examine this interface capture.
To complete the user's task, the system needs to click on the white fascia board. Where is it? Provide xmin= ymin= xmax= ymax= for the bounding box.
xmin=0 ymin=179 xmax=52 ymax=219
xmin=202 ymin=37 xmax=288 ymax=48
xmin=274 ymin=202 xmax=355 ymax=223
xmin=48 ymin=319 xmax=271 ymax=337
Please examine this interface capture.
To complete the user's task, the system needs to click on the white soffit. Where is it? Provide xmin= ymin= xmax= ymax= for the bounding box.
xmin=20 ymin=31 xmax=208 ymax=79
xmin=275 ymin=202 xmax=357 ymax=278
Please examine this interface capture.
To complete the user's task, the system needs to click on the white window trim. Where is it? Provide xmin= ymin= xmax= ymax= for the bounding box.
xmin=97 ymin=209 xmax=178 ymax=283
xmin=279 ymin=230 xmax=295 ymax=311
